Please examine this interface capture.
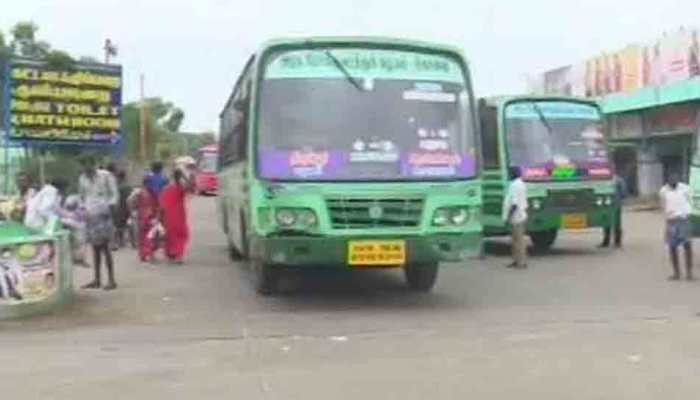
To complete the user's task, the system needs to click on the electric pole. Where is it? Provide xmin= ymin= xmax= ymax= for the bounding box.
xmin=139 ymin=74 xmax=148 ymax=163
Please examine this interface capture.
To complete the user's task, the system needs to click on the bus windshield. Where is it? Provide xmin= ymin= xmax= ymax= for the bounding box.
xmin=257 ymin=47 xmax=476 ymax=181
xmin=505 ymin=101 xmax=610 ymax=178
xmin=198 ymin=152 xmax=217 ymax=173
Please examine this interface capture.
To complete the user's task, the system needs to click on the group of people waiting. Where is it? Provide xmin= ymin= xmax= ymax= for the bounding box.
xmin=502 ymin=166 xmax=695 ymax=280
xmin=11 ymin=158 xmax=195 ymax=292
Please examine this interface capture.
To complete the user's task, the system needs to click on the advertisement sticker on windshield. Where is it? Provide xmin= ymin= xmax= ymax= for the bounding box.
xmin=403 ymin=90 xmax=457 ymax=103
xmin=402 ymin=151 xmax=475 ymax=177
xmin=259 ymin=149 xmax=345 ymax=179
xmin=349 ymin=139 xmax=400 ymax=163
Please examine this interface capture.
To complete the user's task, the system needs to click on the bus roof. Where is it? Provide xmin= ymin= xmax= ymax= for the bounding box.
xmin=480 ymin=95 xmax=601 ymax=109
xmin=220 ymin=36 xmax=471 ymax=120
xmin=257 ymin=36 xmax=467 ymax=59
xmin=198 ymin=144 xmax=219 ymax=153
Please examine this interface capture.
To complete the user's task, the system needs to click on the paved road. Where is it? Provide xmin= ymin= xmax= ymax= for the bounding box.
xmin=3 ymin=197 xmax=700 ymax=399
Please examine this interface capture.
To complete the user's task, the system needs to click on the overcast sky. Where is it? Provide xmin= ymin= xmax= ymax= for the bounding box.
xmin=2 ymin=0 xmax=699 ymax=132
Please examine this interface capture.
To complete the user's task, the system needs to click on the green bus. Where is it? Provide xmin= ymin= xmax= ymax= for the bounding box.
xmin=478 ymin=96 xmax=616 ymax=250
xmin=217 ymin=37 xmax=482 ymax=294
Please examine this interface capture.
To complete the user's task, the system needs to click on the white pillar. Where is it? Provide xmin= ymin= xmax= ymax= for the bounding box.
xmin=637 ymin=145 xmax=663 ymax=198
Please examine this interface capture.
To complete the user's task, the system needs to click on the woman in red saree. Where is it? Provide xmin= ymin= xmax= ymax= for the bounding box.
xmin=129 ymin=178 xmax=160 ymax=262
xmin=159 ymin=169 xmax=193 ymax=263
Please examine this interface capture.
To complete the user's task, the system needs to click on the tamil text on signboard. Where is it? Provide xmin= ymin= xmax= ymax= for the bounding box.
xmin=8 ymin=59 xmax=122 ymax=144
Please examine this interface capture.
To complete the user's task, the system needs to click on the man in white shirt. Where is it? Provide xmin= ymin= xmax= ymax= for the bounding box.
xmin=24 ymin=178 xmax=66 ymax=231
xmin=659 ymin=173 xmax=693 ymax=281
xmin=503 ymin=166 xmax=528 ymax=269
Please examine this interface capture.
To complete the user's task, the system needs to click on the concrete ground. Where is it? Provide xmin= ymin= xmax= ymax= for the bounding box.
xmin=2 ymin=197 xmax=700 ymax=399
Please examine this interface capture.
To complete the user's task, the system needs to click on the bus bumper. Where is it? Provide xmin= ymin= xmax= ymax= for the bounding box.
xmin=527 ymin=207 xmax=616 ymax=232
xmin=253 ymin=232 xmax=482 ymax=268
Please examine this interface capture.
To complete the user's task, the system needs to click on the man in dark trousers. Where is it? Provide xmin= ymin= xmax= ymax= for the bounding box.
xmin=600 ymin=173 xmax=627 ymax=248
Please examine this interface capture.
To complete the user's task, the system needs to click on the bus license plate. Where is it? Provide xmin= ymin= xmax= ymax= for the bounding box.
xmin=562 ymin=213 xmax=588 ymax=230
xmin=348 ymin=240 xmax=405 ymax=266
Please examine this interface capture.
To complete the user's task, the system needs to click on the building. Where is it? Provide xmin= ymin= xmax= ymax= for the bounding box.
xmin=601 ymin=79 xmax=700 ymax=198
xmin=530 ymin=27 xmax=700 ymax=198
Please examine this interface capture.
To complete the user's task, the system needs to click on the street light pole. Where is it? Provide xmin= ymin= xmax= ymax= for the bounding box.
xmin=139 ymin=74 xmax=147 ymax=163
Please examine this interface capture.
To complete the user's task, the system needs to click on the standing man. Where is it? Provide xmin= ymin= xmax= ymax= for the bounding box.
xmin=600 ymin=173 xmax=627 ymax=248
xmin=503 ymin=166 xmax=528 ymax=269
xmin=659 ymin=173 xmax=693 ymax=281
xmin=79 ymin=158 xmax=120 ymax=290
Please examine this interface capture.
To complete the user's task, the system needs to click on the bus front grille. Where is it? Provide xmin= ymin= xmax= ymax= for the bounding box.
xmin=547 ymin=189 xmax=595 ymax=210
xmin=326 ymin=198 xmax=424 ymax=229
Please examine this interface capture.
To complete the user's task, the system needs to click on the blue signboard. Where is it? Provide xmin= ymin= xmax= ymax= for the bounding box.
xmin=1 ymin=57 xmax=122 ymax=147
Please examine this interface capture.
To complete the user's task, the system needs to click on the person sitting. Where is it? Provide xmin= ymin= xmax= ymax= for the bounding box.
xmin=24 ymin=178 xmax=67 ymax=231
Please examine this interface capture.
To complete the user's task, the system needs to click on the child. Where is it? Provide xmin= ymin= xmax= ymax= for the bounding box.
xmin=59 ymin=195 xmax=89 ymax=267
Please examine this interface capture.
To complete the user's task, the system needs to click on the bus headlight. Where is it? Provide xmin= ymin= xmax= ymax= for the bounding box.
xmin=450 ymin=208 xmax=469 ymax=225
xmin=297 ymin=209 xmax=318 ymax=228
xmin=596 ymin=197 xmax=604 ymax=207
xmin=432 ymin=209 xmax=451 ymax=226
xmin=275 ymin=209 xmax=297 ymax=227
xmin=531 ymin=199 xmax=542 ymax=210
xmin=433 ymin=207 xmax=470 ymax=226
xmin=274 ymin=208 xmax=318 ymax=229
xmin=604 ymin=196 xmax=613 ymax=206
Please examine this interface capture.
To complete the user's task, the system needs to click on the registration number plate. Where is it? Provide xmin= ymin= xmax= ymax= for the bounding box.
xmin=348 ymin=240 xmax=406 ymax=266
xmin=561 ymin=213 xmax=588 ymax=230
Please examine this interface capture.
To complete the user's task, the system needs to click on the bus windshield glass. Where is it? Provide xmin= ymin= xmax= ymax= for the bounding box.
xmin=257 ymin=47 xmax=476 ymax=181
xmin=505 ymin=101 xmax=610 ymax=179
xmin=199 ymin=152 xmax=217 ymax=173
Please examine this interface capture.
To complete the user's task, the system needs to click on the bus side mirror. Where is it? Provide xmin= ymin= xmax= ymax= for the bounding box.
xmin=233 ymin=98 xmax=246 ymax=111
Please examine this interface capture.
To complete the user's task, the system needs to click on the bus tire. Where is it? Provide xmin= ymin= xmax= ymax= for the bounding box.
xmin=530 ymin=229 xmax=558 ymax=251
xmin=239 ymin=211 xmax=250 ymax=260
xmin=404 ymin=262 xmax=439 ymax=292
xmin=228 ymin=241 xmax=244 ymax=261
xmin=253 ymin=260 xmax=277 ymax=296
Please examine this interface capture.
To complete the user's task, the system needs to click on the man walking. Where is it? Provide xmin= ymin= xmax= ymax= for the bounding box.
xmin=659 ymin=173 xmax=693 ymax=281
xmin=79 ymin=158 xmax=120 ymax=290
xmin=503 ymin=166 xmax=528 ymax=269
xmin=600 ymin=173 xmax=627 ymax=248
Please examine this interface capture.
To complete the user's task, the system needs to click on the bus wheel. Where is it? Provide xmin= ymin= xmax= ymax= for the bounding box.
xmin=228 ymin=240 xmax=244 ymax=261
xmin=530 ymin=229 xmax=558 ymax=251
xmin=404 ymin=263 xmax=439 ymax=292
xmin=239 ymin=212 xmax=250 ymax=260
xmin=253 ymin=260 xmax=277 ymax=296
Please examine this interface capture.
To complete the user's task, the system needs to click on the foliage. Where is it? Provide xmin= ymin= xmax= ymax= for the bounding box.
xmin=10 ymin=21 xmax=51 ymax=59
xmin=0 ymin=30 xmax=9 ymax=60
xmin=45 ymin=50 xmax=76 ymax=70
xmin=120 ymin=97 xmax=189 ymax=162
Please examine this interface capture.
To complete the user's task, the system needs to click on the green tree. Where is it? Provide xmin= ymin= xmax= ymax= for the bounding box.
xmin=0 ymin=30 xmax=10 ymax=60
xmin=10 ymin=21 xmax=51 ymax=58
xmin=120 ymin=97 xmax=187 ymax=161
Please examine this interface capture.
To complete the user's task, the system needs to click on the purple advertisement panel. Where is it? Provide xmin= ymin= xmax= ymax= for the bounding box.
xmin=258 ymin=148 xmax=476 ymax=180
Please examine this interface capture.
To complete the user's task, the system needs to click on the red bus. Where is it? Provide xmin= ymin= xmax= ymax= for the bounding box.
xmin=195 ymin=144 xmax=219 ymax=195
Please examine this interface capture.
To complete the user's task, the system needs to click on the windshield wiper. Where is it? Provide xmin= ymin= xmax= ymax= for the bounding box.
xmin=323 ymin=50 xmax=363 ymax=92
xmin=532 ymin=102 xmax=554 ymax=136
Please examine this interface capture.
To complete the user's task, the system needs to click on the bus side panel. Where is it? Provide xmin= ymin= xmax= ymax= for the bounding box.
xmin=220 ymin=161 xmax=249 ymax=252
xmin=691 ymin=164 xmax=700 ymax=236
xmin=481 ymin=169 xmax=509 ymax=235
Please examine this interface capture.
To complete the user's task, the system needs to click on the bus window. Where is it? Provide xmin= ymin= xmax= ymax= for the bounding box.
xmin=257 ymin=48 xmax=476 ymax=181
xmin=221 ymin=76 xmax=251 ymax=166
xmin=505 ymin=101 xmax=608 ymax=169
xmin=479 ymin=102 xmax=499 ymax=168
